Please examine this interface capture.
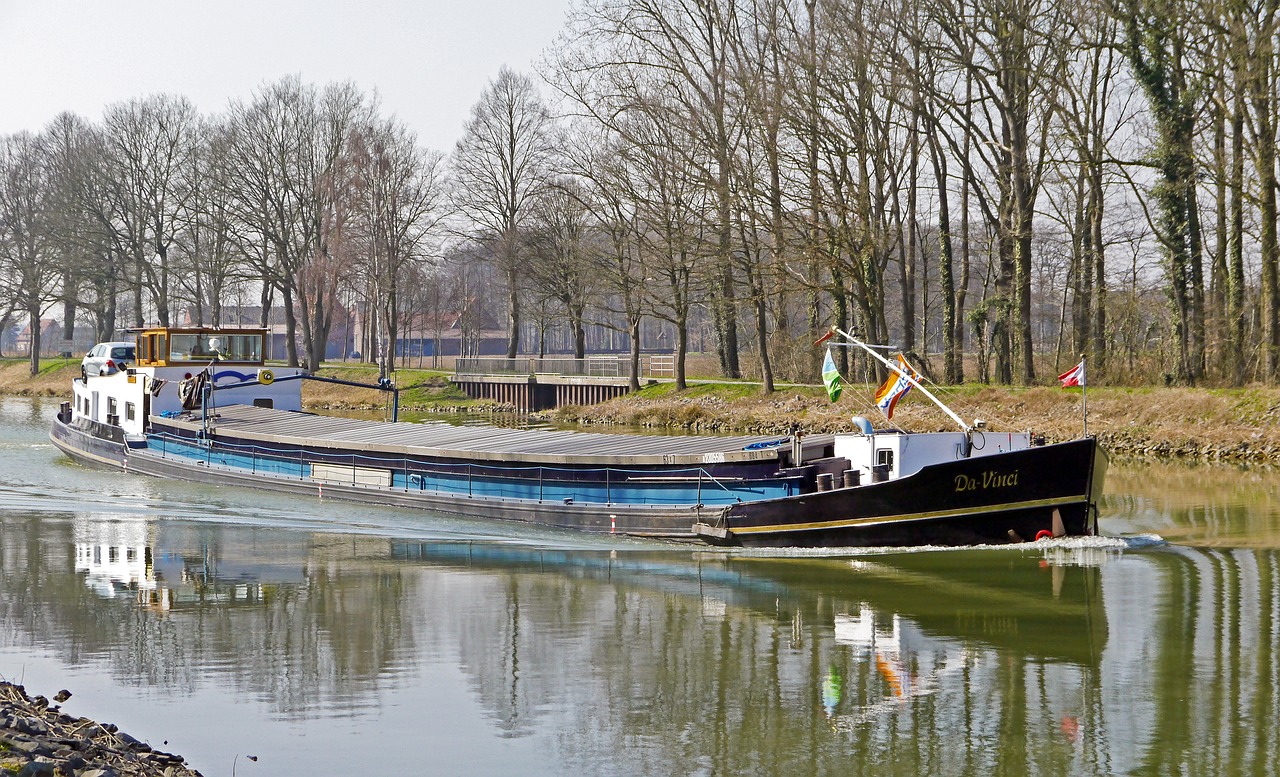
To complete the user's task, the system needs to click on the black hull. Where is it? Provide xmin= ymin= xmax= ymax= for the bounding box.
xmin=713 ymin=438 xmax=1107 ymax=548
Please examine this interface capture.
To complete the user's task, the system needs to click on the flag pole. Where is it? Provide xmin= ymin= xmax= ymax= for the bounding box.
xmin=831 ymin=326 xmax=970 ymax=432
xmin=1081 ymin=353 xmax=1088 ymax=437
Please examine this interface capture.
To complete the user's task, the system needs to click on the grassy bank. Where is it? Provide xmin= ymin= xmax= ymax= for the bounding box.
xmin=0 ymin=357 xmax=79 ymax=396
xmin=542 ymin=380 xmax=1280 ymax=462
xmin=5 ymin=357 xmax=1278 ymax=462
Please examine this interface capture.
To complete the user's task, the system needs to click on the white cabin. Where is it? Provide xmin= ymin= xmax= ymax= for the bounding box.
xmin=69 ymin=327 xmax=305 ymax=437
xmin=833 ymin=424 xmax=1033 ymax=483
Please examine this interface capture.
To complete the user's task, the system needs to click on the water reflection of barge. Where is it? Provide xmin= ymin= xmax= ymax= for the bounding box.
xmin=390 ymin=542 xmax=1109 ymax=665
xmin=51 ymin=326 xmax=1107 ymax=547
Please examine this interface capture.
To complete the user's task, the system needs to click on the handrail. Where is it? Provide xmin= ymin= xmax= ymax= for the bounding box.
xmin=454 ymin=354 xmax=674 ymax=379
xmin=210 ymin=372 xmax=400 ymax=422
xmin=147 ymin=430 xmax=800 ymax=507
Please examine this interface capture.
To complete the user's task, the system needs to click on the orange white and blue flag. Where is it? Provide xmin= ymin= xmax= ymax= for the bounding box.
xmin=1058 ymin=359 xmax=1085 ymax=387
xmin=874 ymin=354 xmax=918 ymax=420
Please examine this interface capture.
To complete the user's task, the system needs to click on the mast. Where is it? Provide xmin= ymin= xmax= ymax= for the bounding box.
xmin=832 ymin=327 xmax=971 ymax=432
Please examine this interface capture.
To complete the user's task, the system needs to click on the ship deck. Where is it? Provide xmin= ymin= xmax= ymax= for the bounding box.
xmin=152 ymin=405 xmax=829 ymax=466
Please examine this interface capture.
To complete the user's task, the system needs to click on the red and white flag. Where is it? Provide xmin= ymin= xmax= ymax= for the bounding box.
xmin=1058 ymin=359 xmax=1085 ymax=388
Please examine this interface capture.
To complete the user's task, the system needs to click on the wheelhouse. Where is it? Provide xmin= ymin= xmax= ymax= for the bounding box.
xmin=133 ymin=328 xmax=266 ymax=367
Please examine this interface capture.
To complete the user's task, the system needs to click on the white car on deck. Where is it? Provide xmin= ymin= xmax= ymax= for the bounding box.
xmin=81 ymin=342 xmax=135 ymax=380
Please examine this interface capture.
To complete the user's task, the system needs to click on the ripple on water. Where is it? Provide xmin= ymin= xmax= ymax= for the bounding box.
xmin=722 ymin=531 xmax=1161 ymax=561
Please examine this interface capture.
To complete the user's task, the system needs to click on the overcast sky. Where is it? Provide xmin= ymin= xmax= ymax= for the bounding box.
xmin=0 ymin=0 xmax=571 ymax=153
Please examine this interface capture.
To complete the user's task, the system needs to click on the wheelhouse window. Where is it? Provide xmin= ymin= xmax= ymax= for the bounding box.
xmin=168 ymin=332 xmax=263 ymax=364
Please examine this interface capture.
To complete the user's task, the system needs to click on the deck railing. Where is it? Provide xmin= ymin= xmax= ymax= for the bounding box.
xmin=149 ymin=431 xmax=793 ymax=507
xmin=455 ymin=355 xmax=673 ymax=379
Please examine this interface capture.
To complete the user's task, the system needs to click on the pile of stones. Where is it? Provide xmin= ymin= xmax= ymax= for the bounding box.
xmin=0 ymin=682 xmax=202 ymax=777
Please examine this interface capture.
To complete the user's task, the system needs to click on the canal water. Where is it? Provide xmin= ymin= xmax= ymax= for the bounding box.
xmin=1 ymin=397 xmax=1276 ymax=775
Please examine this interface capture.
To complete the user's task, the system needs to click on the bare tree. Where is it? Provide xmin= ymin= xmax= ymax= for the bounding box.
xmin=347 ymin=117 xmax=447 ymax=377
xmin=526 ymin=176 xmax=600 ymax=359
xmin=552 ymin=0 xmax=750 ymax=378
xmin=452 ymin=67 xmax=556 ymax=360
xmin=98 ymin=94 xmax=199 ymax=327
xmin=631 ymin=110 xmax=711 ymax=390
xmin=176 ymin=118 xmax=256 ymax=327
xmin=1114 ymin=0 xmax=1208 ymax=383
xmin=39 ymin=112 xmax=111 ymax=343
xmin=559 ymin=126 xmax=651 ymax=389
xmin=0 ymin=132 xmax=61 ymax=374
xmin=224 ymin=76 xmax=371 ymax=369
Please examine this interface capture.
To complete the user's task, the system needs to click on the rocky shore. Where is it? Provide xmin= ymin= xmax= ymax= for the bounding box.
xmin=0 ymin=682 xmax=200 ymax=777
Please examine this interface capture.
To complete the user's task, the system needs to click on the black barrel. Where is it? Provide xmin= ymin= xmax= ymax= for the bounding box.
xmin=816 ymin=473 xmax=834 ymax=491
xmin=871 ymin=464 xmax=890 ymax=483
xmin=843 ymin=469 xmax=861 ymax=488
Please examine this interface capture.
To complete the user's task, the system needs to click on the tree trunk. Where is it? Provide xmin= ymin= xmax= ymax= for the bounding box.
xmin=930 ymin=134 xmax=958 ymax=383
xmin=27 ymin=300 xmax=42 ymax=377
xmin=628 ymin=316 xmax=641 ymax=392
xmin=281 ymin=284 xmax=300 ymax=368
xmin=1229 ymin=82 xmax=1247 ymax=384
xmin=506 ymin=265 xmax=520 ymax=360
xmin=675 ymin=313 xmax=688 ymax=391
xmin=572 ymin=305 xmax=586 ymax=360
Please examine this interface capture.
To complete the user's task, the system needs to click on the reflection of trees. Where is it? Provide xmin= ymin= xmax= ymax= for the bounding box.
xmin=414 ymin=548 xmax=1112 ymax=774
xmin=3 ymin=512 xmax=1279 ymax=774
xmin=1127 ymin=548 xmax=1280 ymax=775
xmin=0 ymin=517 xmax=417 ymax=719
xmin=1107 ymin=461 xmax=1280 ymax=545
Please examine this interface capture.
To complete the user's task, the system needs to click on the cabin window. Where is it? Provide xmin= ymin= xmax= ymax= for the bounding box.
xmin=252 ymin=398 xmax=274 ymax=409
xmin=168 ymin=334 xmax=197 ymax=361
xmin=225 ymin=334 xmax=263 ymax=362
xmin=168 ymin=332 xmax=263 ymax=363
xmin=125 ymin=402 xmax=136 ymax=422
xmin=876 ymin=449 xmax=894 ymax=471
xmin=107 ymin=397 xmax=117 ymax=417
